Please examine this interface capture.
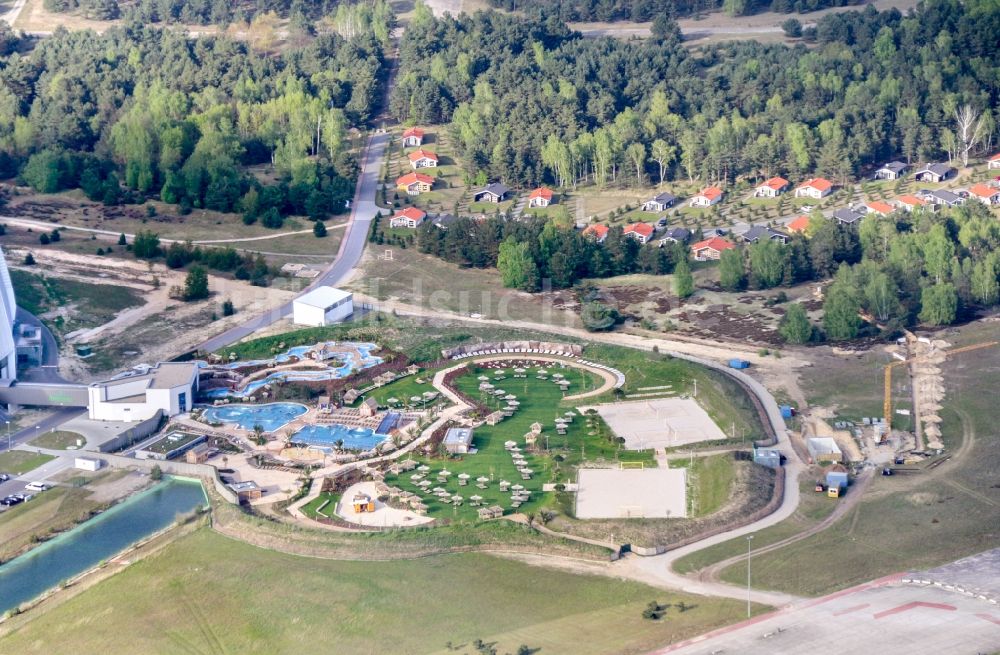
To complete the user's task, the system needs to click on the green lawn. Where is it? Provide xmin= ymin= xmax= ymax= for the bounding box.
xmin=300 ymin=491 xmax=341 ymax=519
xmin=0 ymin=486 xmax=103 ymax=564
xmin=28 ymin=431 xmax=85 ymax=450
xmin=0 ymin=528 xmax=754 ymax=654
xmin=0 ymin=451 xmax=54 ymax=475
xmin=355 ymin=372 xmax=442 ymax=409
xmin=685 ymin=454 xmax=737 ymax=517
xmin=384 ymin=363 xmax=657 ymax=521
xmin=671 ymin=479 xmax=839 ymax=575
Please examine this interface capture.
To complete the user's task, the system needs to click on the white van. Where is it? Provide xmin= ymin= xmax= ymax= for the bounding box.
xmin=24 ymin=482 xmax=49 ymax=492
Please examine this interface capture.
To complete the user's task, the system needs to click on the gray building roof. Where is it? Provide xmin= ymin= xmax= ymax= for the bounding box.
xmin=742 ymin=225 xmax=789 ymax=243
xmin=430 ymin=213 xmax=459 ymax=228
xmin=919 ymin=189 xmax=962 ymax=205
xmin=917 ymin=163 xmax=955 ymax=178
xmin=833 ymin=208 xmax=865 ymax=224
xmin=880 ymin=161 xmax=908 ymax=174
xmin=649 ymin=192 xmax=676 ymax=204
xmin=662 ymin=227 xmax=691 ymax=242
xmin=477 ymin=183 xmax=510 ymax=198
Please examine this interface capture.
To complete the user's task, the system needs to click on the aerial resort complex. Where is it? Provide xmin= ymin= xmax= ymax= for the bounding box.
xmin=0 ymin=0 xmax=999 ymax=649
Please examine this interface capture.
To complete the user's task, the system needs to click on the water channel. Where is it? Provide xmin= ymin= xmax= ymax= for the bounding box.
xmin=0 ymin=477 xmax=207 ymax=614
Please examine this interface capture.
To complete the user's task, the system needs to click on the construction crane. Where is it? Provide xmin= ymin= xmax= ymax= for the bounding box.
xmin=883 ymin=340 xmax=997 ymax=432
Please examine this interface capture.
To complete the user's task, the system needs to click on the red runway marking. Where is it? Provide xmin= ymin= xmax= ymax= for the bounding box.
xmin=975 ymin=613 xmax=1000 ymax=626
xmin=832 ymin=603 xmax=869 ymax=617
xmin=804 ymin=572 xmax=906 ymax=609
xmin=873 ymin=601 xmax=956 ymax=619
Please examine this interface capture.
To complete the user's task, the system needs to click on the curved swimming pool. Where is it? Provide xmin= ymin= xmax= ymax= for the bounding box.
xmin=292 ymin=424 xmax=389 ymax=452
xmin=201 ymin=403 xmax=308 ymax=432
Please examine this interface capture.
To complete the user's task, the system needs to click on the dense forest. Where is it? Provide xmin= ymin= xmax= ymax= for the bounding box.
xmin=487 ymin=0 xmax=864 ymax=22
xmin=0 ymin=16 xmax=389 ymax=224
xmin=392 ymin=1 xmax=999 ymax=188
xmin=43 ymin=0 xmax=395 ymax=28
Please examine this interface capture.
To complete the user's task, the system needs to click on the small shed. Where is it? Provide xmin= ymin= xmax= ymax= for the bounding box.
xmin=228 ymin=481 xmax=263 ymax=503
xmin=185 ymin=442 xmax=211 ymax=464
xmin=779 ymin=405 xmax=794 ymax=419
xmin=753 ymin=447 xmax=782 ymax=469
xmin=74 ymin=457 xmax=103 ymax=471
xmin=826 ymin=468 xmax=848 ymax=491
xmin=443 ymin=427 xmax=474 ymax=454
xmin=728 ymin=359 xmax=750 ymax=369
xmin=807 ymin=437 xmax=843 ymax=463
xmin=352 ymin=492 xmax=375 ymax=513
xmin=359 ymin=397 xmax=379 ymax=417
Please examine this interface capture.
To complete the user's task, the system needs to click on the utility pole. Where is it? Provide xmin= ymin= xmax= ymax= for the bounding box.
xmin=746 ymin=534 xmax=755 ymax=618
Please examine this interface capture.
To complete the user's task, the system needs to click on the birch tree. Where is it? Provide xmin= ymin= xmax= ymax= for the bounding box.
xmin=954 ymin=104 xmax=986 ymax=167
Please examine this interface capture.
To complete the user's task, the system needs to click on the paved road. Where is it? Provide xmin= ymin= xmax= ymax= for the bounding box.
xmin=194 ymin=131 xmax=390 ymax=354
xmin=0 ymin=406 xmax=84 ymax=499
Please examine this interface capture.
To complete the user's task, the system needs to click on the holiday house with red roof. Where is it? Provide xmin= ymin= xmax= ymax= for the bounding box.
xmin=691 ymin=236 xmax=735 ymax=261
xmin=795 ymin=178 xmax=834 ymax=200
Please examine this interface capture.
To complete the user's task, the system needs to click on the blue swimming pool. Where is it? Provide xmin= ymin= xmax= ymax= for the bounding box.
xmin=292 ymin=424 xmax=389 ymax=452
xmin=201 ymin=403 xmax=307 ymax=432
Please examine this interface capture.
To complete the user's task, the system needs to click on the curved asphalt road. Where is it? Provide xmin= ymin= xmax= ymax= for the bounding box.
xmin=194 ymin=131 xmax=390 ymax=354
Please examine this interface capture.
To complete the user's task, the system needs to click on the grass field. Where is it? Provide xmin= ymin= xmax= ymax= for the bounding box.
xmin=684 ymin=454 xmax=737 ymax=517
xmin=0 ymin=451 xmax=54 ymax=475
xmin=0 ymin=486 xmax=102 ymax=564
xmin=348 ymin=245 xmax=583 ymax=327
xmin=28 ymin=431 xmax=84 ymax=450
xmin=0 ymin=528 xmax=752 ymax=654
xmin=671 ymin=479 xmax=839 ymax=575
xmin=300 ymin=491 xmax=340 ymax=519
xmin=10 ymin=269 xmax=145 ymax=338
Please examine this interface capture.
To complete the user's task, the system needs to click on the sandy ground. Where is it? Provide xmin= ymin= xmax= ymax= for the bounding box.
xmin=570 ymin=0 xmax=920 ymax=39
xmin=335 ymin=480 xmax=434 ymax=527
xmin=207 ymin=450 xmax=299 ymax=503
xmin=83 ymin=469 xmax=152 ymax=503
xmin=575 ymin=467 xmax=687 ymax=519
xmin=3 ymin=246 xmax=296 ymax=379
xmin=579 ymin=398 xmax=727 ymax=450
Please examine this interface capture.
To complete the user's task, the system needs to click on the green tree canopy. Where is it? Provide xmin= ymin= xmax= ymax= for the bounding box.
xmin=779 ymin=302 xmax=812 ymax=344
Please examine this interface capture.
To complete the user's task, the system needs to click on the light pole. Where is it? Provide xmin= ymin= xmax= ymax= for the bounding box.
xmin=5 ymin=421 xmax=9 ymax=452
xmin=746 ymin=534 xmax=754 ymax=618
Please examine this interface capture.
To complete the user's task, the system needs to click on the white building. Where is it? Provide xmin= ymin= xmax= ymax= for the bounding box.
xmin=88 ymin=362 xmax=198 ymax=422
xmin=0 ymin=247 xmax=17 ymax=381
xmin=443 ymin=427 xmax=474 ymax=454
xmin=292 ymin=286 xmax=354 ymax=327
xmin=74 ymin=457 xmax=103 ymax=471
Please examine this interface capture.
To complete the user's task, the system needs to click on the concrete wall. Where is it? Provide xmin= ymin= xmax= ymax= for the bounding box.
xmin=96 ymin=411 xmax=165 ymax=453
xmin=95 ymin=451 xmax=238 ymax=504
